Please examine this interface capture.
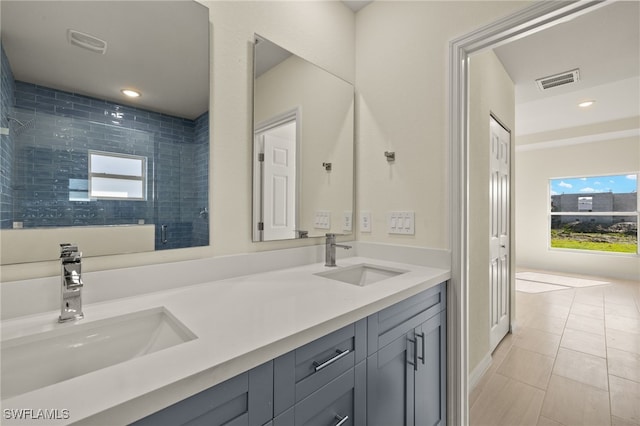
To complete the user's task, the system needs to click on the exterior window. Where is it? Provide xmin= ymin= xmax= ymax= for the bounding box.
xmin=88 ymin=151 xmax=146 ymax=200
xmin=549 ymin=174 xmax=638 ymax=254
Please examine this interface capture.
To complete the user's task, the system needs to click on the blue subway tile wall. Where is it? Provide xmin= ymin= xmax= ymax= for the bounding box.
xmin=1 ymin=45 xmax=16 ymax=229
xmin=2 ymin=52 xmax=209 ymax=249
xmin=192 ymin=112 xmax=209 ymax=247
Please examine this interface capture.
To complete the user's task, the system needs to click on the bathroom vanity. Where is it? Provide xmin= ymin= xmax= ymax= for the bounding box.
xmin=133 ymin=282 xmax=446 ymax=426
xmin=0 ymin=257 xmax=449 ymax=426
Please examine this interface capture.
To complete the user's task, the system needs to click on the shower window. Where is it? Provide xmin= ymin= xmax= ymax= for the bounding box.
xmin=88 ymin=151 xmax=147 ymax=200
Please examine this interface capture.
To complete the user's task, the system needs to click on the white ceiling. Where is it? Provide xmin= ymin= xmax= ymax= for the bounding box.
xmin=254 ymin=36 xmax=292 ymax=78
xmin=1 ymin=1 xmax=209 ymax=120
xmin=4 ymin=1 xmax=635 ymax=129
xmin=493 ymin=1 xmax=640 ymax=137
xmin=342 ymin=1 xmax=373 ymax=13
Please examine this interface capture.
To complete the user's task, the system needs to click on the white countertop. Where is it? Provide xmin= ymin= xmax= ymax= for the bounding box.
xmin=0 ymin=257 xmax=449 ymax=425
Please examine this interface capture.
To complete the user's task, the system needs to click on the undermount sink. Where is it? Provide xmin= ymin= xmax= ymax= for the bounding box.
xmin=1 ymin=307 xmax=196 ymax=399
xmin=315 ymin=263 xmax=407 ymax=286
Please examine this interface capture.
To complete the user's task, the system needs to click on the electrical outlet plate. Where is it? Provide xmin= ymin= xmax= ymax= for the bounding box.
xmin=343 ymin=211 xmax=352 ymax=232
xmin=388 ymin=211 xmax=414 ymax=235
xmin=360 ymin=211 xmax=371 ymax=232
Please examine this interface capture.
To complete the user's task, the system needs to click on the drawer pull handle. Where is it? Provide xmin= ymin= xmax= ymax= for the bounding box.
xmin=417 ymin=331 xmax=425 ymax=365
xmin=335 ymin=414 xmax=349 ymax=426
xmin=313 ymin=348 xmax=351 ymax=372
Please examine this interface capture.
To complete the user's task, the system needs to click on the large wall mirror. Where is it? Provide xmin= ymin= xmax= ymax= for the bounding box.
xmin=252 ymin=35 xmax=354 ymax=242
xmin=0 ymin=1 xmax=210 ymax=264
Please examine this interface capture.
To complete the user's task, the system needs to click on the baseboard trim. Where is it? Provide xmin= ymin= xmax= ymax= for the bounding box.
xmin=468 ymin=351 xmax=492 ymax=392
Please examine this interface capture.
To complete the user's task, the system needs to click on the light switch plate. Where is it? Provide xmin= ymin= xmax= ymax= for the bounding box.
xmin=360 ymin=211 xmax=371 ymax=232
xmin=388 ymin=211 xmax=414 ymax=235
xmin=343 ymin=211 xmax=352 ymax=232
xmin=314 ymin=211 xmax=331 ymax=229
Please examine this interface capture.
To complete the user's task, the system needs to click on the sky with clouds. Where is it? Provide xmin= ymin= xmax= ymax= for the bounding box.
xmin=550 ymin=174 xmax=638 ymax=196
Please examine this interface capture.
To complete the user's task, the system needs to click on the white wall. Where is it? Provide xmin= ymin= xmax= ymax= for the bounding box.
xmin=354 ymin=2 xmax=528 ymax=376
xmin=355 ymin=1 xmax=530 ymax=248
xmin=468 ymin=50 xmax=515 ymax=375
xmin=1 ymin=1 xmax=356 ymax=281
xmin=516 ymin=131 xmax=640 ymax=281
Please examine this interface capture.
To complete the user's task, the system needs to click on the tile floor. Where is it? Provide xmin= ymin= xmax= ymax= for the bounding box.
xmin=470 ymin=269 xmax=640 ymax=426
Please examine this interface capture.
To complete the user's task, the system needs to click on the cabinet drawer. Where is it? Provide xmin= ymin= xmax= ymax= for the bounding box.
xmin=367 ymin=282 xmax=446 ymax=354
xmin=274 ymin=362 xmax=365 ymax=426
xmin=274 ymin=319 xmax=366 ymax=415
xmin=131 ymin=361 xmax=273 ymax=426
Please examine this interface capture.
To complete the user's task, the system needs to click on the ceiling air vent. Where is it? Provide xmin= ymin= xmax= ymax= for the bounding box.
xmin=67 ymin=29 xmax=107 ymax=54
xmin=535 ymin=69 xmax=580 ymax=91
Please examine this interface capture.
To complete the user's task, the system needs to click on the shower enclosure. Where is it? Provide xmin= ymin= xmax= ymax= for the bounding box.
xmin=1 ymin=47 xmax=209 ymax=251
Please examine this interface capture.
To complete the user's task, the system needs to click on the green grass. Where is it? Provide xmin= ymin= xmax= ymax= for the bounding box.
xmin=550 ymin=229 xmax=638 ymax=253
xmin=550 ymin=239 xmax=637 ymax=253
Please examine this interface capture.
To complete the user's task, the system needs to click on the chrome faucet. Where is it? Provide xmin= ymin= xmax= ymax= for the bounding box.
xmin=59 ymin=243 xmax=84 ymax=323
xmin=325 ymin=233 xmax=352 ymax=267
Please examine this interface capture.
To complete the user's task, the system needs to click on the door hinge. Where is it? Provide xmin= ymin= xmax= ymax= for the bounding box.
xmin=258 ymin=153 xmax=264 ymax=162
xmin=258 ymin=222 xmax=264 ymax=231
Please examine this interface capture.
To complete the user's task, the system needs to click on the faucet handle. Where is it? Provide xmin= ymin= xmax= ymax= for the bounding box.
xmin=60 ymin=243 xmax=81 ymax=261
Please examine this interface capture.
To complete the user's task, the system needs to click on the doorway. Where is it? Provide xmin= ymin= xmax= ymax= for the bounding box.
xmin=448 ymin=2 xmax=611 ymax=424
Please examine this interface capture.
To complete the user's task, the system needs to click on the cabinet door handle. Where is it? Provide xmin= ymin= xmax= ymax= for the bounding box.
xmin=313 ymin=348 xmax=351 ymax=372
xmin=334 ymin=414 xmax=349 ymax=426
xmin=408 ymin=337 xmax=418 ymax=371
xmin=417 ymin=331 xmax=425 ymax=365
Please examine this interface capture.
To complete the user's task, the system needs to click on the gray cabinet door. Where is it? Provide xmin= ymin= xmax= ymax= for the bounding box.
xmin=414 ymin=310 xmax=446 ymax=426
xmin=367 ymin=283 xmax=445 ymax=356
xmin=367 ymin=302 xmax=447 ymax=426
xmin=366 ymin=332 xmax=414 ymax=426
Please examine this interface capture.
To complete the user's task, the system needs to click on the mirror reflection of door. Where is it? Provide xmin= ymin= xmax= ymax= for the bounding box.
xmin=252 ymin=34 xmax=354 ymax=242
xmin=255 ymin=118 xmax=298 ymax=241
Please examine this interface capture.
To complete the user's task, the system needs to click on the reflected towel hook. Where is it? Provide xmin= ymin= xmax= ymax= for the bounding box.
xmin=322 ymin=162 xmax=332 ymax=171
xmin=384 ymin=151 xmax=395 ymax=162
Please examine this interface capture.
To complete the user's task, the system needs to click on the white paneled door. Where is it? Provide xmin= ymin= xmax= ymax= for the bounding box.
xmin=258 ymin=121 xmax=297 ymax=241
xmin=489 ymin=116 xmax=511 ymax=352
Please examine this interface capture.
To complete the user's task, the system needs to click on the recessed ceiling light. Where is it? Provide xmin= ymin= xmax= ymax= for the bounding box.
xmin=121 ymin=89 xmax=141 ymax=98
xmin=578 ymin=100 xmax=595 ymax=108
